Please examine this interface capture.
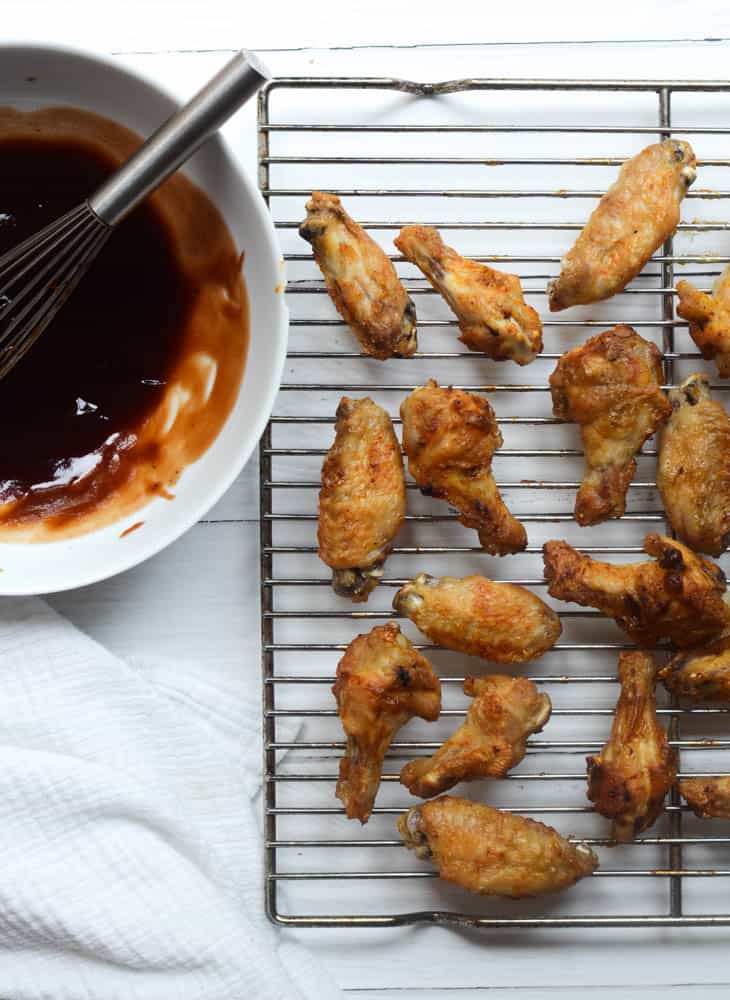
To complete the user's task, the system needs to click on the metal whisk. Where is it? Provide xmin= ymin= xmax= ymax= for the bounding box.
xmin=0 ymin=49 xmax=269 ymax=381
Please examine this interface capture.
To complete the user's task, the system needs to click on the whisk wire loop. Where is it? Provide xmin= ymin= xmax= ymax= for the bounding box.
xmin=0 ymin=211 xmax=110 ymax=379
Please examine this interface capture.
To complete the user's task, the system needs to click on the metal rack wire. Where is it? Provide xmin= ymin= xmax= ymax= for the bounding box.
xmin=258 ymin=76 xmax=730 ymax=928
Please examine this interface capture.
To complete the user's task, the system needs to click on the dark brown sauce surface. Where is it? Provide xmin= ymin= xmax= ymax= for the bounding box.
xmin=0 ymin=107 xmax=248 ymax=541
xmin=0 ymin=139 xmax=192 ymax=498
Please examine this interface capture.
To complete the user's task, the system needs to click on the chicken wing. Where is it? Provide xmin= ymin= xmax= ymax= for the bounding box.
xmin=393 ymin=572 xmax=561 ymax=663
xmin=680 ymin=777 xmax=730 ymax=818
xmin=333 ymin=623 xmax=441 ymax=823
xmin=394 ymin=225 xmax=542 ymax=365
xmin=548 ymin=140 xmax=696 ymax=310
xmin=550 ymin=325 xmax=671 ymax=526
xmin=319 ymin=397 xmax=406 ymax=601
xmin=400 ymin=380 xmax=527 ymax=555
xmin=677 ymin=265 xmax=730 ymax=377
xmin=398 ymin=796 xmax=598 ymax=897
xmin=543 ymin=533 xmax=729 ymax=648
xmin=299 ymin=192 xmax=417 ymax=359
xmin=400 ymin=675 xmax=551 ymax=798
xmin=587 ymin=651 xmax=676 ymax=842
xmin=660 ymin=632 xmax=730 ymax=703
xmin=657 ymin=374 xmax=730 ymax=555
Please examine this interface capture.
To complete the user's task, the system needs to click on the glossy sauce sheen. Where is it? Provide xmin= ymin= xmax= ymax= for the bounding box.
xmin=0 ymin=107 xmax=248 ymax=540
xmin=0 ymin=140 xmax=189 ymax=497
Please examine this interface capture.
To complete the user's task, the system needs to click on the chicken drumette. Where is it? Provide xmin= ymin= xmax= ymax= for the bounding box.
xmin=399 ymin=796 xmax=598 ymax=897
xmin=680 ymin=777 xmax=730 ymax=818
xmin=400 ymin=675 xmax=551 ymax=798
xmin=660 ymin=632 xmax=730 ymax=703
xmin=543 ymin=534 xmax=730 ymax=649
xmin=587 ymin=651 xmax=676 ymax=842
xmin=400 ymin=380 xmax=527 ymax=555
xmin=319 ymin=397 xmax=406 ymax=602
xmin=548 ymin=140 xmax=696 ymax=310
xmin=677 ymin=265 xmax=730 ymax=377
xmin=657 ymin=374 xmax=730 ymax=556
xmin=393 ymin=572 xmax=561 ymax=663
xmin=333 ymin=623 xmax=441 ymax=823
xmin=394 ymin=224 xmax=542 ymax=365
xmin=549 ymin=325 xmax=671 ymax=526
xmin=299 ymin=192 xmax=417 ymax=359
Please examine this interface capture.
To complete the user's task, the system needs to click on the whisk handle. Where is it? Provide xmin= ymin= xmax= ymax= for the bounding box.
xmin=88 ymin=50 xmax=269 ymax=227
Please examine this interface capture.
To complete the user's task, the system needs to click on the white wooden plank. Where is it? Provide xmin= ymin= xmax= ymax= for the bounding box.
xmin=346 ymin=989 xmax=730 ymax=999
xmin=4 ymin=0 xmax=730 ymax=53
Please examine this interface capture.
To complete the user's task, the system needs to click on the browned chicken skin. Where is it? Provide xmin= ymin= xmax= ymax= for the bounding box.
xmin=677 ymin=266 xmax=730 ymax=377
xmin=393 ymin=572 xmax=561 ymax=664
xmin=399 ymin=796 xmax=598 ymax=897
xmin=543 ymin=534 xmax=729 ymax=649
xmin=333 ymin=623 xmax=441 ymax=823
xmin=657 ymin=374 xmax=730 ymax=556
xmin=394 ymin=225 xmax=542 ymax=365
xmin=400 ymin=380 xmax=527 ymax=555
xmin=587 ymin=651 xmax=676 ymax=842
xmin=299 ymin=192 xmax=417 ymax=359
xmin=660 ymin=632 xmax=730 ymax=703
xmin=680 ymin=777 xmax=730 ymax=818
xmin=318 ymin=397 xmax=406 ymax=602
xmin=550 ymin=326 xmax=671 ymax=526
xmin=548 ymin=140 xmax=696 ymax=311
xmin=400 ymin=675 xmax=551 ymax=798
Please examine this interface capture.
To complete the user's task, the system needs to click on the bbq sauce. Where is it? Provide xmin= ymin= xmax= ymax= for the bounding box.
xmin=0 ymin=138 xmax=189 ymax=492
xmin=0 ymin=107 xmax=248 ymax=540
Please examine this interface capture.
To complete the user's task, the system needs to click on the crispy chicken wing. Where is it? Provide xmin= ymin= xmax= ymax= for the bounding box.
xmin=657 ymin=374 xmax=730 ymax=555
xmin=587 ymin=651 xmax=676 ymax=842
xmin=660 ymin=632 xmax=730 ymax=703
xmin=400 ymin=675 xmax=551 ymax=798
xmin=548 ymin=140 xmax=696 ymax=311
xmin=333 ymin=623 xmax=441 ymax=823
xmin=550 ymin=325 xmax=671 ymax=526
xmin=399 ymin=796 xmax=598 ymax=897
xmin=677 ymin=265 xmax=730 ymax=377
xmin=299 ymin=192 xmax=417 ymax=359
xmin=319 ymin=397 xmax=406 ymax=601
xmin=400 ymin=380 xmax=527 ymax=555
xmin=394 ymin=225 xmax=542 ymax=365
xmin=393 ymin=572 xmax=561 ymax=663
xmin=680 ymin=777 xmax=730 ymax=818
xmin=543 ymin=534 xmax=729 ymax=648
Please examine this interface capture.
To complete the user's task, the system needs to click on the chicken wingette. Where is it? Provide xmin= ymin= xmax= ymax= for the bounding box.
xmin=393 ymin=572 xmax=561 ymax=663
xmin=543 ymin=534 xmax=730 ymax=649
xmin=549 ymin=325 xmax=671 ymax=526
xmin=394 ymin=224 xmax=542 ymax=365
xmin=400 ymin=675 xmax=551 ymax=798
xmin=587 ymin=651 xmax=676 ymax=842
xmin=333 ymin=623 xmax=441 ymax=823
xmin=657 ymin=373 xmax=730 ymax=556
xmin=680 ymin=777 xmax=730 ymax=819
xmin=677 ymin=265 xmax=730 ymax=377
xmin=300 ymin=191 xmax=417 ymax=359
xmin=399 ymin=796 xmax=598 ymax=897
xmin=548 ymin=140 xmax=696 ymax=310
xmin=659 ymin=632 xmax=730 ymax=703
xmin=400 ymin=380 xmax=527 ymax=555
xmin=319 ymin=397 xmax=406 ymax=602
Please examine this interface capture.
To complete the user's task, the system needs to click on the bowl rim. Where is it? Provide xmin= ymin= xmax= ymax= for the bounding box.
xmin=0 ymin=40 xmax=288 ymax=595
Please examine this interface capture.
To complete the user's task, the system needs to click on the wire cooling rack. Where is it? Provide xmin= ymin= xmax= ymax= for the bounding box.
xmin=258 ymin=76 xmax=730 ymax=929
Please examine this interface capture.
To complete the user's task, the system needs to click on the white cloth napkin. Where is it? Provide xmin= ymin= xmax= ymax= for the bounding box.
xmin=0 ymin=597 xmax=342 ymax=1000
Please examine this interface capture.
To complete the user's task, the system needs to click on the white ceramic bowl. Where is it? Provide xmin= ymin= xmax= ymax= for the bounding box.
xmin=0 ymin=43 xmax=287 ymax=595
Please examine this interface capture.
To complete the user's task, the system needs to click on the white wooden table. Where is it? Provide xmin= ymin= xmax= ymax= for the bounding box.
xmin=5 ymin=2 xmax=730 ymax=995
